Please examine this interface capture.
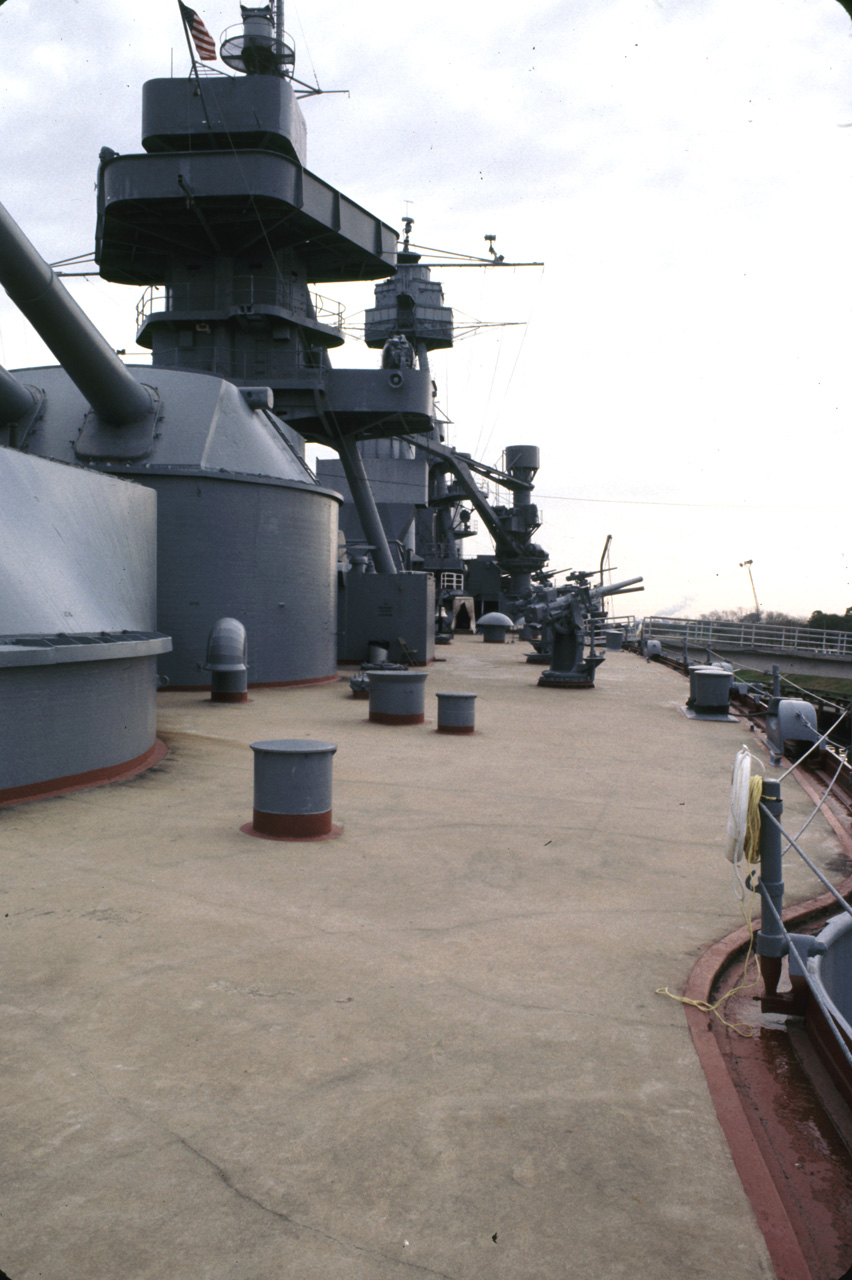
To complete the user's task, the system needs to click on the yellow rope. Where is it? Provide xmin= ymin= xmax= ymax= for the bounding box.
xmin=743 ymin=774 xmax=763 ymax=864
xmin=657 ymin=858 xmax=763 ymax=1037
xmin=658 ymin=761 xmax=766 ymax=1035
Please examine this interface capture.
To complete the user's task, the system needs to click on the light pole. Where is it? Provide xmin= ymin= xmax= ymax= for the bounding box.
xmin=739 ymin=559 xmax=760 ymax=615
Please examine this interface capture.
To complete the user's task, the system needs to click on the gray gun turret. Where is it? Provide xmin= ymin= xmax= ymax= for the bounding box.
xmin=0 ymin=197 xmax=341 ymax=689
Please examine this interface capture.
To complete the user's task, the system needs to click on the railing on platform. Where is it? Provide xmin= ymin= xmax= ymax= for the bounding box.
xmin=642 ymin=616 xmax=852 ymax=658
xmin=136 ymin=283 xmax=343 ymax=333
xmin=589 ymin=614 xmax=639 ymax=646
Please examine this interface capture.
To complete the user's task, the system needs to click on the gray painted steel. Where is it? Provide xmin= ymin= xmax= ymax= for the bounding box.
xmin=504 ymin=445 xmax=540 ymax=473
xmin=4 ymin=368 xmax=341 ymax=686
xmin=689 ymin=666 xmax=733 ymax=709
xmin=151 ymin=474 xmax=338 ymax=687
xmin=250 ymin=739 xmax=337 ymax=815
xmin=334 ymin=436 xmax=398 ymax=574
xmin=0 ymin=4 xmax=445 ymax=700
xmin=205 ymin=618 xmax=248 ymax=672
xmin=140 ymin=76 xmax=307 ymax=166
xmin=0 ymin=447 xmax=157 ymax=634
xmin=368 ymin=670 xmax=428 ymax=719
xmin=0 ymin=203 xmax=153 ymax=427
xmin=0 ymin=447 xmax=166 ymax=795
xmin=98 ymin=150 xmax=396 ymax=287
xmin=365 ymin=258 xmax=454 ymax=351
xmin=0 ymin=636 xmax=171 ymax=669
xmin=809 ymin=915 xmax=852 ymax=1035
xmin=205 ymin=617 xmax=248 ymax=698
xmin=0 ymin=655 xmax=159 ymax=793
xmin=338 ymin=573 xmax=435 ymax=665
xmin=766 ymin=697 xmax=820 ymax=756
xmin=435 ymin=691 xmax=477 ymax=730
xmin=0 ymin=363 xmax=37 ymax=423
xmin=4 ymin=366 xmax=320 ymax=479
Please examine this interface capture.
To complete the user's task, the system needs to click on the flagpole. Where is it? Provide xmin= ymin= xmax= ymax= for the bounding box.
xmin=176 ymin=1 xmax=212 ymax=127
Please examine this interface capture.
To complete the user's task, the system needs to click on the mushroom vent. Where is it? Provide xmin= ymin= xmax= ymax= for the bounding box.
xmin=476 ymin=612 xmax=515 ymax=644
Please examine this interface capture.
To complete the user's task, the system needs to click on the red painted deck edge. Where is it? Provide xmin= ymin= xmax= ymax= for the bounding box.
xmin=166 ymin=674 xmax=340 ymax=692
xmin=0 ymin=739 xmax=168 ymax=809
xmin=684 ymin=867 xmax=852 ymax=1280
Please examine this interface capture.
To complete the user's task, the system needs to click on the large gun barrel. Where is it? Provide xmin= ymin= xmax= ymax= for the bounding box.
xmin=0 ymin=201 xmax=152 ymax=427
xmin=0 ymin=362 xmax=37 ymax=424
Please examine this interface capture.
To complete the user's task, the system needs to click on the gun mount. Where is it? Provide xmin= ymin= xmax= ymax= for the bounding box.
xmin=522 ymin=573 xmax=644 ymax=688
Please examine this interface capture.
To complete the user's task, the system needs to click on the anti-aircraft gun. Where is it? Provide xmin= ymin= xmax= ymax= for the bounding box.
xmin=521 ymin=572 xmax=644 ymax=687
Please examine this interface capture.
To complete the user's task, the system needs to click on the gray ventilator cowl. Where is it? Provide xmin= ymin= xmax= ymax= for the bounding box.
xmin=204 ymin=617 xmax=248 ymax=702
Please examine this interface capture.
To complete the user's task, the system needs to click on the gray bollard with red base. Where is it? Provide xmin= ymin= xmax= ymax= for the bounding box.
xmin=368 ymin=670 xmax=428 ymax=725
xmin=242 ymin=739 xmax=342 ymax=841
xmin=435 ymin=692 xmax=477 ymax=734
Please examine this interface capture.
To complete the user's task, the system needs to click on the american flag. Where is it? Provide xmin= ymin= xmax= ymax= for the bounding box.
xmin=178 ymin=2 xmax=217 ymax=62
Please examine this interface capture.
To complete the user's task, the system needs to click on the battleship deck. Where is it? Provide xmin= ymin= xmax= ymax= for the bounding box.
xmin=1 ymin=642 xmax=846 ymax=1279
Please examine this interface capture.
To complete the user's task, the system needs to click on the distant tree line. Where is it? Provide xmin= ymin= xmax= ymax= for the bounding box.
xmin=698 ymin=606 xmax=852 ymax=632
xmin=699 ymin=608 xmax=806 ymax=627
xmin=806 ymin=607 xmax=852 ymax=634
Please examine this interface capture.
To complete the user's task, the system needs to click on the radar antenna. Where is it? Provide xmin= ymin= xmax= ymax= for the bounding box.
xmin=484 ymin=234 xmax=504 ymax=264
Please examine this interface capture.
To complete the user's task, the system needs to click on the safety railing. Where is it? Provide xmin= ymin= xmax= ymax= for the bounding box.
xmin=755 ymin=778 xmax=852 ymax=1073
xmin=588 ymin=614 xmax=638 ymax=646
xmin=135 ymin=283 xmax=343 ymax=332
xmin=728 ymin=735 xmax=852 ymax=1085
xmin=642 ymin=616 xmax=852 ymax=658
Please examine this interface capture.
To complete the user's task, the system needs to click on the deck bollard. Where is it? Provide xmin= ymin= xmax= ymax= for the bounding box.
xmin=368 ymin=670 xmax=428 ymax=724
xmin=435 ymin=691 xmax=477 ymax=734
xmin=242 ymin=739 xmax=341 ymax=840
xmin=605 ymin=630 xmax=623 ymax=652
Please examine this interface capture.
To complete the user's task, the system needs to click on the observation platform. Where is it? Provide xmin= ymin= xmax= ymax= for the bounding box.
xmin=1 ymin=643 xmax=849 ymax=1279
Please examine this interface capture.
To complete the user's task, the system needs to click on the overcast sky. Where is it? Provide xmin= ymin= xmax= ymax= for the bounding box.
xmin=2 ymin=0 xmax=852 ymax=620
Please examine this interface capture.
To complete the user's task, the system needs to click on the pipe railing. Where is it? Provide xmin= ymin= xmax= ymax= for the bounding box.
xmin=643 ymin=615 xmax=852 ymax=658
xmin=136 ymin=282 xmax=343 ymax=332
xmin=751 ymin=776 xmax=852 ymax=1076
